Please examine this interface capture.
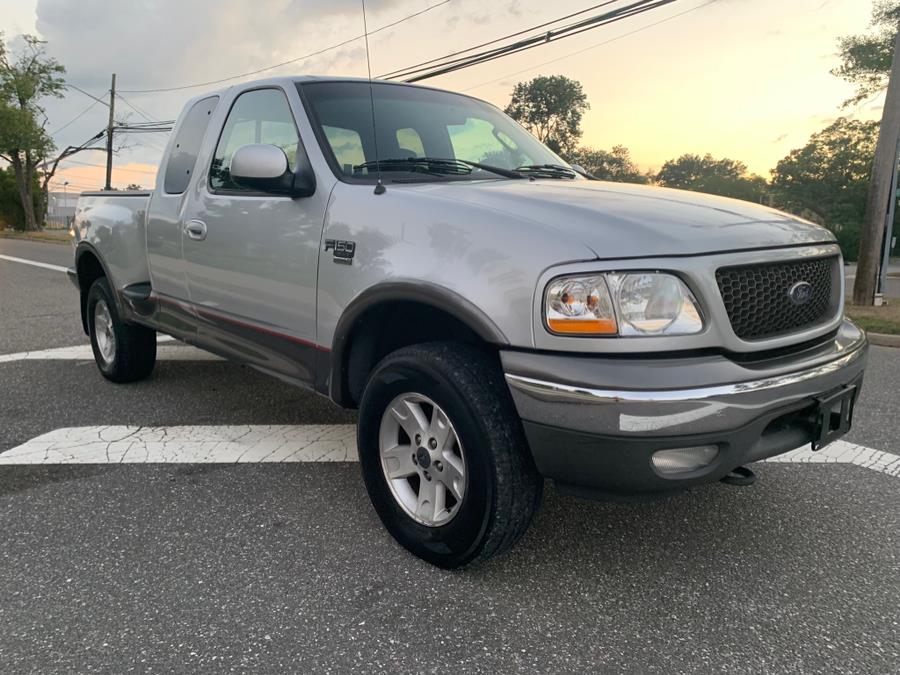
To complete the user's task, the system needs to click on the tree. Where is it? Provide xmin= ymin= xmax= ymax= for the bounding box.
xmin=656 ymin=153 xmax=768 ymax=203
xmin=0 ymin=165 xmax=39 ymax=230
xmin=833 ymin=1 xmax=900 ymax=107
xmin=504 ymin=75 xmax=589 ymax=157
xmin=770 ymin=118 xmax=886 ymax=261
xmin=0 ymin=34 xmax=65 ymax=231
xmin=568 ymin=145 xmax=648 ymax=183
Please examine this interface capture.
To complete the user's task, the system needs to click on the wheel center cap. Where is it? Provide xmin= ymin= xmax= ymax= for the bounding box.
xmin=416 ymin=447 xmax=431 ymax=469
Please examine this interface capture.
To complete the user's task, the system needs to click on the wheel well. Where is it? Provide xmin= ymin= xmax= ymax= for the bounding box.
xmin=76 ymin=250 xmax=105 ymax=334
xmin=338 ymin=300 xmax=493 ymax=408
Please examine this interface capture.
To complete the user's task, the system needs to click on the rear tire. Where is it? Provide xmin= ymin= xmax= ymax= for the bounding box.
xmin=87 ymin=277 xmax=156 ymax=383
xmin=358 ymin=342 xmax=542 ymax=569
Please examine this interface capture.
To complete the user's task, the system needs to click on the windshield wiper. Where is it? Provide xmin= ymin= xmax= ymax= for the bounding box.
xmin=353 ymin=157 xmax=523 ymax=179
xmin=514 ymin=164 xmax=578 ymax=179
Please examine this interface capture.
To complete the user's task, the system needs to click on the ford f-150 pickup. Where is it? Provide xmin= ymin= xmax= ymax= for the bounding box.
xmin=70 ymin=76 xmax=868 ymax=568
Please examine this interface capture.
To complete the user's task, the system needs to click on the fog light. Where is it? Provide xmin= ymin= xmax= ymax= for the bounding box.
xmin=651 ymin=445 xmax=719 ymax=475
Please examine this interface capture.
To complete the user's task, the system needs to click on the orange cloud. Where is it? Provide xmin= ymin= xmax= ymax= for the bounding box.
xmin=50 ymin=161 xmax=158 ymax=193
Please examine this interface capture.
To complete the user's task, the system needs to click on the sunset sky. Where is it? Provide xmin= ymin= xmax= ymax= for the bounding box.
xmin=0 ymin=0 xmax=882 ymax=191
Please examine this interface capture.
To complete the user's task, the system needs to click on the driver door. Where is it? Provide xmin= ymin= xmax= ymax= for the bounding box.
xmin=181 ymin=86 xmax=327 ymax=386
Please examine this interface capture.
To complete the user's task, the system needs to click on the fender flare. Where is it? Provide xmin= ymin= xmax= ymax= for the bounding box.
xmin=327 ymin=280 xmax=509 ymax=404
xmin=74 ymin=241 xmax=120 ymax=334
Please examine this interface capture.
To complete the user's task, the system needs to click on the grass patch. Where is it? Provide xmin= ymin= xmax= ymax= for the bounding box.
xmin=846 ymin=299 xmax=900 ymax=335
xmin=0 ymin=229 xmax=71 ymax=245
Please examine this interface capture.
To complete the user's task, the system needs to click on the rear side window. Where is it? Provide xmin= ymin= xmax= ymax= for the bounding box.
xmin=164 ymin=96 xmax=219 ymax=194
xmin=396 ymin=128 xmax=425 ymax=157
xmin=323 ymin=125 xmax=365 ymax=173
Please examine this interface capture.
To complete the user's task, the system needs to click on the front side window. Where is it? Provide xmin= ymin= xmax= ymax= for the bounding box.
xmin=299 ymin=81 xmax=565 ymax=182
xmin=210 ymin=88 xmax=300 ymax=191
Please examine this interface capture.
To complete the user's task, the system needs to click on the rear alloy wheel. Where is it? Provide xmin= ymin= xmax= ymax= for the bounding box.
xmin=93 ymin=299 xmax=117 ymax=366
xmin=358 ymin=342 xmax=543 ymax=569
xmin=87 ymin=277 xmax=157 ymax=383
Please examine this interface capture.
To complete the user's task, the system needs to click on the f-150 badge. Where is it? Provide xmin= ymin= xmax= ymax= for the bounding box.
xmin=324 ymin=239 xmax=356 ymax=265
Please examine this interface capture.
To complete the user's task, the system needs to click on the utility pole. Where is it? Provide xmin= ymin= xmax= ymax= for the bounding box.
xmin=854 ymin=28 xmax=900 ymax=306
xmin=104 ymin=73 xmax=116 ymax=191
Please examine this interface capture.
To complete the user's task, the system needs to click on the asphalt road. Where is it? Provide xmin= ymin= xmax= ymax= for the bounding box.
xmin=1 ymin=239 xmax=898 ymax=674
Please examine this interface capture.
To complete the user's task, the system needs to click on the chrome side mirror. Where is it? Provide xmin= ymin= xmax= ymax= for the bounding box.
xmin=230 ymin=143 xmax=314 ymax=196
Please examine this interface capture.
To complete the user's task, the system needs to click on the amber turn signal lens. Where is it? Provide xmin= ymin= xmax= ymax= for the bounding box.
xmin=546 ymin=318 xmax=617 ymax=335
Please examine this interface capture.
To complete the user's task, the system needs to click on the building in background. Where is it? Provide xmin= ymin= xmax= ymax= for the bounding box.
xmin=46 ymin=190 xmax=79 ymax=229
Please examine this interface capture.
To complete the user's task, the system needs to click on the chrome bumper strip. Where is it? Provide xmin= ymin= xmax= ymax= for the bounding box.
xmin=505 ymin=341 xmax=867 ymax=405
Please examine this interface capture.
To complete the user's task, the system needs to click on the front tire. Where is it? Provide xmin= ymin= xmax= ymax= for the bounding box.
xmin=358 ymin=342 xmax=542 ymax=568
xmin=87 ymin=277 xmax=156 ymax=383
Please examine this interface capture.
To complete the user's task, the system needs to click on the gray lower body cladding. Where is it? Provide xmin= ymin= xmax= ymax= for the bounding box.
xmin=502 ymin=320 xmax=868 ymax=498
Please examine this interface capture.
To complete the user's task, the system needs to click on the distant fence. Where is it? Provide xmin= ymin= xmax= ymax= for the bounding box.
xmin=43 ymin=215 xmax=73 ymax=230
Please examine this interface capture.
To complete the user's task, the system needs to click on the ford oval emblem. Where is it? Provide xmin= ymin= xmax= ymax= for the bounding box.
xmin=788 ymin=281 xmax=814 ymax=305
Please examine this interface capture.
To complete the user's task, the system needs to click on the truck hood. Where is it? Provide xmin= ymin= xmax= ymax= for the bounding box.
xmin=412 ymin=179 xmax=834 ymax=258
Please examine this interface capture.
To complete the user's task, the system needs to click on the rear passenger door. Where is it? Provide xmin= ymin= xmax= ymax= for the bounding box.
xmin=180 ymin=86 xmax=328 ymax=386
xmin=146 ymin=95 xmax=219 ymax=340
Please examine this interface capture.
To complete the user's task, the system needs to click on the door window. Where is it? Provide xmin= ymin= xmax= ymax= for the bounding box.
xmin=164 ymin=96 xmax=219 ymax=194
xmin=210 ymin=88 xmax=300 ymax=191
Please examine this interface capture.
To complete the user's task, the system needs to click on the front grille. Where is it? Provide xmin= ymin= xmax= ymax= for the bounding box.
xmin=716 ymin=255 xmax=837 ymax=340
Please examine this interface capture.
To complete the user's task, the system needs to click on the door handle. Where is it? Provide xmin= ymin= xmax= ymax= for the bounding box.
xmin=185 ymin=219 xmax=207 ymax=241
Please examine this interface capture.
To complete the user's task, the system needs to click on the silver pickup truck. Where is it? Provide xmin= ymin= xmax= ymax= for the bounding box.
xmin=71 ymin=76 xmax=867 ymax=568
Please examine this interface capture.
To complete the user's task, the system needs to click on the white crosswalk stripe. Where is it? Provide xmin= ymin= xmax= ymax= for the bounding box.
xmin=0 ymin=425 xmax=357 ymax=464
xmin=0 ymin=336 xmax=219 ymax=363
xmin=0 ymin=427 xmax=896 ymax=478
xmin=0 ymin=253 xmax=68 ymax=273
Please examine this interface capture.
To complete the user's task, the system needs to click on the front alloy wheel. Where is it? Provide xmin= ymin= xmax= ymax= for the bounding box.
xmin=358 ymin=342 xmax=543 ymax=569
xmin=379 ymin=393 xmax=467 ymax=527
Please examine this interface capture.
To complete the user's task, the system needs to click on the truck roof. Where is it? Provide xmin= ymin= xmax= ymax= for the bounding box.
xmin=187 ymin=75 xmax=465 ymax=106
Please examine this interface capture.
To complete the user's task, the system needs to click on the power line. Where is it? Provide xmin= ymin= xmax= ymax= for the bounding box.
xmin=64 ymin=84 xmax=110 ymax=107
xmin=463 ymin=0 xmax=706 ymax=91
xmin=49 ymin=181 xmax=99 ymax=190
xmin=48 ymin=97 xmax=107 ymax=137
xmin=378 ymin=1 xmax=619 ymax=79
xmin=115 ymin=92 xmax=172 ymax=124
xmin=385 ymin=0 xmax=667 ymax=81
xmin=117 ymin=0 xmax=453 ymax=95
xmin=114 ymin=126 xmax=173 ymax=133
xmin=387 ymin=0 xmax=680 ymax=83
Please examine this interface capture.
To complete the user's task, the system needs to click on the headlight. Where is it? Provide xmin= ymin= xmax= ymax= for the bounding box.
xmin=545 ymin=275 xmax=617 ymax=335
xmin=544 ymin=272 xmax=703 ymax=337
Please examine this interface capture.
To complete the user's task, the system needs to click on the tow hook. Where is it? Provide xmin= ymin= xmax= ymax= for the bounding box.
xmin=720 ymin=465 xmax=756 ymax=487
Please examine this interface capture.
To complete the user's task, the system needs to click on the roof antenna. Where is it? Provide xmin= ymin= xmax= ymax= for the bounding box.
xmin=361 ymin=0 xmax=385 ymax=195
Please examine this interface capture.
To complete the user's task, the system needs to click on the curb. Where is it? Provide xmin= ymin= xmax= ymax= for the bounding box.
xmin=867 ymin=332 xmax=900 ymax=348
xmin=0 ymin=232 xmax=70 ymax=246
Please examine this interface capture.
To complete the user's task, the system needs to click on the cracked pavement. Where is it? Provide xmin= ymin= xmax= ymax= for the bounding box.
xmin=1 ymin=239 xmax=899 ymax=673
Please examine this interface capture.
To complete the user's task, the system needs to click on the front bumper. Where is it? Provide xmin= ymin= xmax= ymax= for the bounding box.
xmin=503 ymin=319 xmax=868 ymax=498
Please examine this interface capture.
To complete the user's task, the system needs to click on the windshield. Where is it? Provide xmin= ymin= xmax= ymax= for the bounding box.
xmin=298 ymin=80 xmax=568 ymax=182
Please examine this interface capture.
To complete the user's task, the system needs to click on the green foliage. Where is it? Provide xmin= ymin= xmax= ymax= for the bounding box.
xmin=656 ymin=153 xmax=768 ymax=203
xmin=833 ymin=0 xmax=900 ymax=107
xmin=0 ymin=33 xmax=66 ymax=230
xmin=504 ymin=75 xmax=589 ymax=157
xmin=0 ymin=165 xmax=39 ymax=230
xmin=568 ymin=145 xmax=649 ymax=184
xmin=770 ymin=118 xmax=881 ymax=261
